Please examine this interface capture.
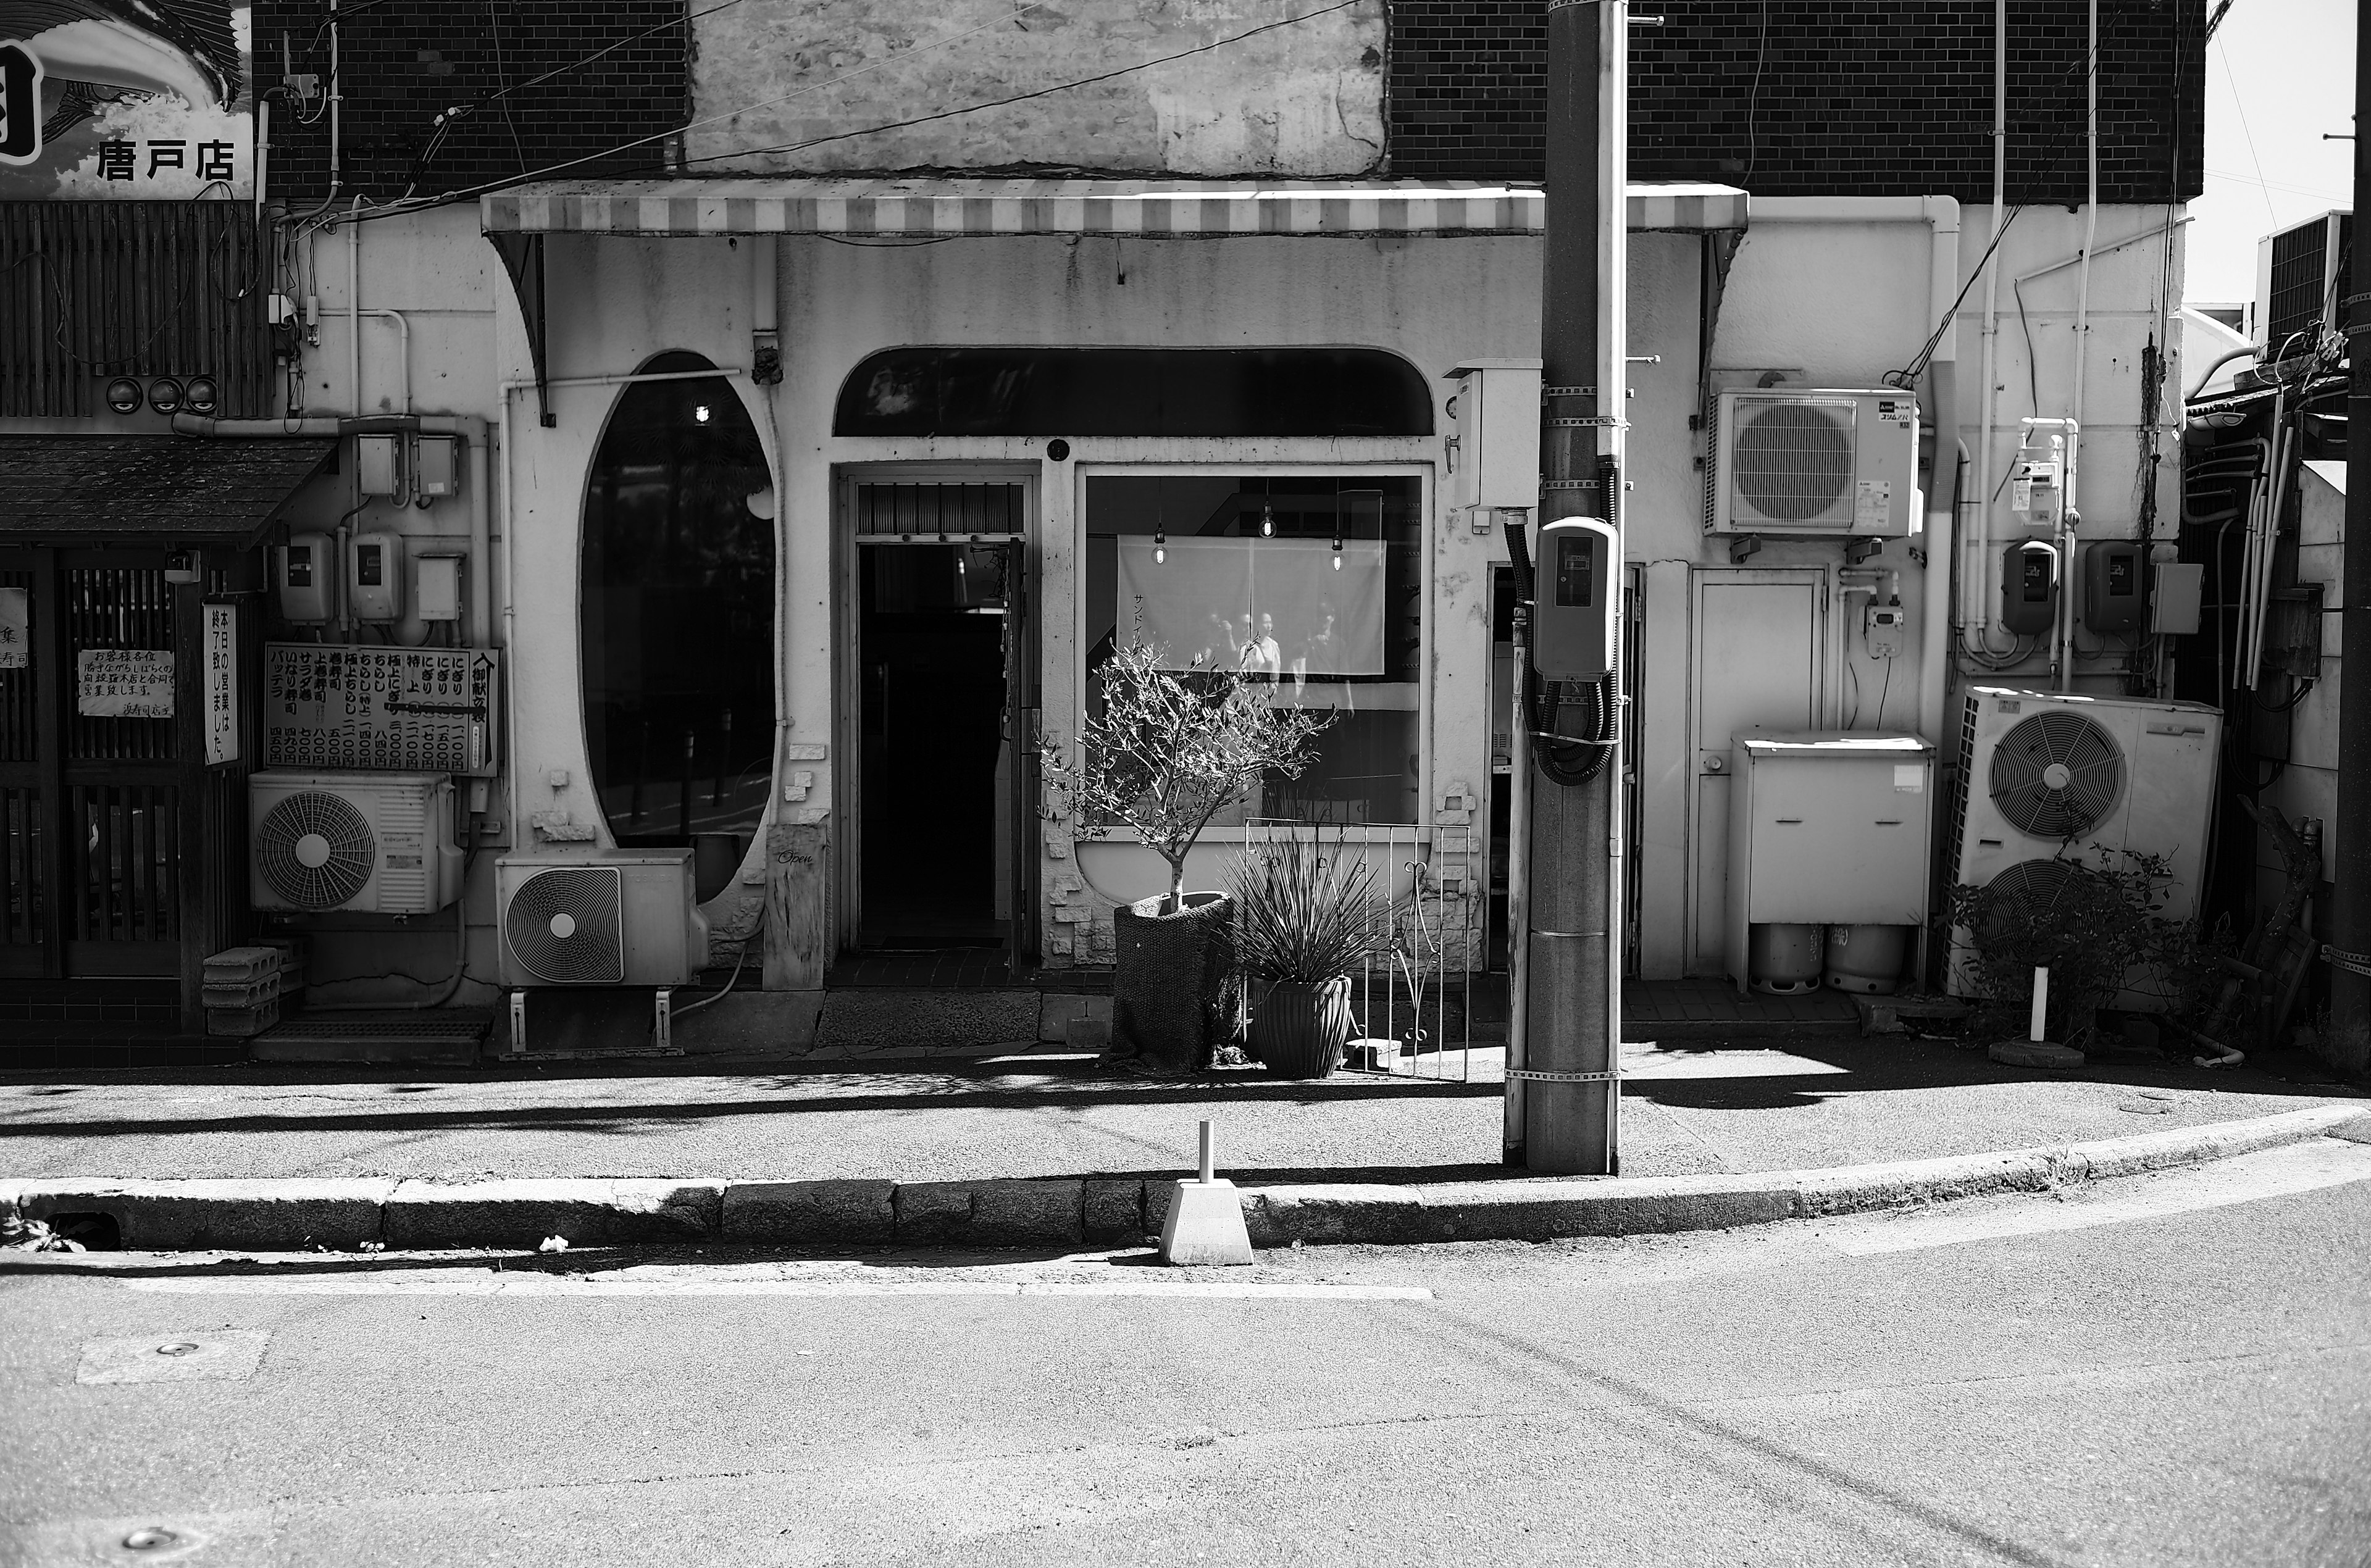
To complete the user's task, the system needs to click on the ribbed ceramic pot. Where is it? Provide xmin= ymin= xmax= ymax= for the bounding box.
xmin=1247 ymin=975 xmax=1353 ymax=1080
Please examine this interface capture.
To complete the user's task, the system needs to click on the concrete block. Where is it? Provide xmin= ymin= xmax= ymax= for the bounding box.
xmin=9 ymin=1179 xmax=395 ymax=1252
xmin=721 ymin=1180 xmax=895 ymax=1244
xmin=674 ymin=990 xmax=826 ymax=1056
xmin=893 ymin=1182 xmax=975 ymax=1245
xmin=1158 ymin=1178 xmax=1253 ymax=1266
xmin=818 ymin=990 xmax=1038 ymax=1051
xmin=1084 ymin=1180 xmax=1145 ymax=1244
xmin=1989 ymin=1040 xmax=2086 ymax=1069
xmin=382 ymin=1179 xmax=723 ymax=1249
xmin=969 ymin=1179 xmax=1084 ymax=1246
xmin=1037 ymin=993 xmax=1113 ymax=1041
xmin=1063 ymin=1015 xmax=1111 ymax=1051
xmin=1243 ymin=1183 xmax=1426 ymax=1247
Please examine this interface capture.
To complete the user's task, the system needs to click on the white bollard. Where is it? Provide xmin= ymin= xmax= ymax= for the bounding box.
xmin=2030 ymin=966 xmax=2051 ymax=1043
xmin=1160 ymin=1118 xmax=1253 ymax=1267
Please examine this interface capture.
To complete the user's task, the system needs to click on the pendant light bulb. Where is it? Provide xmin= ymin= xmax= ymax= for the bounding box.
xmin=1331 ymin=535 xmax=1344 ymax=570
xmin=1153 ymin=528 xmax=1166 ymax=565
xmin=1259 ymin=503 xmax=1275 ymax=538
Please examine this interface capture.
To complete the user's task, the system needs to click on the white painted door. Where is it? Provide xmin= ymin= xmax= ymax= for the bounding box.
xmin=1686 ymin=568 xmax=1826 ymax=975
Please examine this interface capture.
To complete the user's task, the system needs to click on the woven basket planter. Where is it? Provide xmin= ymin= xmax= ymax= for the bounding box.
xmin=1110 ymin=891 xmax=1241 ymax=1075
xmin=1247 ymin=975 xmax=1353 ymax=1080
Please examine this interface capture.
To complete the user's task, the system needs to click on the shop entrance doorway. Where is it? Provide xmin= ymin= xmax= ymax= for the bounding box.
xmin=842 ymin=479 xmax=1035 ymax=969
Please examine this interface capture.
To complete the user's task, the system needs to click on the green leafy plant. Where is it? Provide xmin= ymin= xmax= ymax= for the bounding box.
xmin=1041 ymin=641 xmax=1333 ymax=914
xmin=1947 ymin=845 xmax=2196 ymax=1046
xmin=1229 ymin=833 xmax=1385 ymax=982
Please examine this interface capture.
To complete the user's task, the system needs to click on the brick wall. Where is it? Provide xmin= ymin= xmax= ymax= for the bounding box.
xmin=252 ymin=1 xmax=685 ymax=200
xmin=1390 ymin=0 xmax=2206 ymax=204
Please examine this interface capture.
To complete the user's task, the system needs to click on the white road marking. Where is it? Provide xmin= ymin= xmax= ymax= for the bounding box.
xmin=126 ymin=1272 xmax=1432 ymax=1301
xmin=1821 ymin=1136 xmax=2371 ymax=1256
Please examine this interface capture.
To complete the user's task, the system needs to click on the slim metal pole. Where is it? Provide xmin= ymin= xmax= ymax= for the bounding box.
xmin=1522 ymin=0 xmax=1625 ymax=1175
xmin=2328 ymin=16 xmax=2371 ymax=1078
xmin=1197 ymin=1119 xmax=1215 ymax=1184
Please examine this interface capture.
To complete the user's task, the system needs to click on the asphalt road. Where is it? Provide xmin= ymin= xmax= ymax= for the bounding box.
xmin=4 ymin=1136 xmax=2369 ymax=1567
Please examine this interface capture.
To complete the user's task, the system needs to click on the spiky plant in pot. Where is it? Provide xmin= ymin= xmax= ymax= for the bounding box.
xmin=1230 ymin=833 xmax=1385 ymax=1078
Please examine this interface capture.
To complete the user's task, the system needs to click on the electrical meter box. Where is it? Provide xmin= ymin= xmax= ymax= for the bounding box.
xmin=417 ymin=436 xmax=461 ymax=498
xmin=354 ymin=433 xmax=403 ymax=498
xmin=2009 ymin=427 xmax=2070 ymax=533
xmin=2081 ymin=540 xmax=2145 ymax=632
xmin=349 ymin=532 xmax=404 ymax=621
xmin=277 ymin=532 xmax=331 ymax=622
xmin=415 ymin=553 xmax=463 ymax=623
xmin=1533 ymin=517 xmax=1618 ymax=679
xmin=1445 ymin=359 xmax=1543 ymax=514
xmin=2002 ymin=540 xmax=2058 ymax=636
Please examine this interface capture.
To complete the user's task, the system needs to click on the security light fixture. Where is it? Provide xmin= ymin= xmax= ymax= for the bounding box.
xmin=104 ymin=377 xmax=143 ymax=415
xmin=146 ymin=378 xmax=183 ymax=415
xmin=184 ymin=376 xmax=219 ymax=414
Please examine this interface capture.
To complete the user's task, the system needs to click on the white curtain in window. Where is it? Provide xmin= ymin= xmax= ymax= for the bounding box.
xmin=1116 ymin=537 xmax=1386 ymax=677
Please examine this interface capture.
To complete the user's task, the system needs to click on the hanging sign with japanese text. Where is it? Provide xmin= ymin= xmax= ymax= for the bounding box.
xmin=0 ymin=586 xmax=27 ymax=669
xmin=262 ymin=643 xmax=503 ymax=776
xmin=0 ymin=4 xmax=254 ymax=199
xmin=203 ymin=603 xmax=237 ymax=764
xmin=77 ymin=647 xmax=174 ymax=717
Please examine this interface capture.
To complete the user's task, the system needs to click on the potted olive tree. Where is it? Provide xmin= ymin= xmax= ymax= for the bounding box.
xmin=1231 ymin=833 xmax=1383 ymax=1079
xmin=1041 ymin=641 xmax=1331 ymax=1075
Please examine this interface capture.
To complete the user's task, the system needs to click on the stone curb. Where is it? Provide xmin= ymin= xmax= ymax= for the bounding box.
xmin=3 ymin=1106 xmax=2363 ymax=1253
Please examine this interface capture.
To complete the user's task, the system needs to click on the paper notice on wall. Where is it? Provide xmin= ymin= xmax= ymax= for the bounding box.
xmin=77 ymin=648 xmax=174 ymax=718
xmin=204 ymin=604 xmax=238 ymax=765
xmin=1116 ymin=537 xmax=1386 ymax=677
xmin=1854 ymin=480 xmax=1891 ymax=531
xmin=0 ymin=588 xmax=27 ymax=670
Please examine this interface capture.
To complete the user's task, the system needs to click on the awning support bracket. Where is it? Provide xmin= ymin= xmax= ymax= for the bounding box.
xmin=488 ymin=232 xmax=553 ymax=427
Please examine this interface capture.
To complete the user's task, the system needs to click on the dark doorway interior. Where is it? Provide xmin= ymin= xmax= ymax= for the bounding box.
xmin=857 ymin=543 xmax=1010 ymax=950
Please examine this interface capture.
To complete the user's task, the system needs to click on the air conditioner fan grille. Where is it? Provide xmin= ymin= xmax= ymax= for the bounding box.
xmin=1988 ymin=710 xmax=2123 ymax=838
xmin=1732 ymin=404 xmax=1855 ymax=522
xmin=255 ymin=791 xmax=377 ymax=911
xmin=504 ymin=866 xmax=625 ymax=985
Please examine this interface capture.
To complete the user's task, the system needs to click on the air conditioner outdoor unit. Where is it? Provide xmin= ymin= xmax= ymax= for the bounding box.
xmin=496 ymin=849 xmax=708 ymax=988
xmin=250 ymin=772 xmax=462 ymax=914
xmin=1704 ymin=388 xmax=1920 ymax=536
xmin=1944 ymin=688 xmax=2222 ymax=1009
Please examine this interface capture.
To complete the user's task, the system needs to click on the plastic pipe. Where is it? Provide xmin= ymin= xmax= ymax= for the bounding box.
xmin=2029 ymin=966 xmax=2049 ymax=1041
xmin=255 ymin=96 xmax=269 ymax=220
xmin=346 ymin=196 xmax=361 ymax=417
xmin=1972 ymin=0 xmax=2011 ymax=657
xmin=1917 ymin=365 xmax=1959 ymax=741
xmin=356 ymin=309 xmax=410 ymax=414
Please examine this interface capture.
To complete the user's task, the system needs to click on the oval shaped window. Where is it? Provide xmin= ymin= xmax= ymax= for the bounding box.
xmin=581 ymin=351 xmax=776 ymax=874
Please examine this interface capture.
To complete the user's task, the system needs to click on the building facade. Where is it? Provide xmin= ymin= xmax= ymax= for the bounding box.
xmin=0 ymin=0 xmax=2207 ymax=1046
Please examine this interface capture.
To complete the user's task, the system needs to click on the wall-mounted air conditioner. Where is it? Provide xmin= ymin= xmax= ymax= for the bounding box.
xmin=1704 ymin=388 xmax=1920 ymax=536
xmin=1944 ymin=688 xmax=2221 ymax=1008
xmin=250 ymin=772 xmax=462 ymax=914
xmin=496 ymin=849 xmax=708 ymax=988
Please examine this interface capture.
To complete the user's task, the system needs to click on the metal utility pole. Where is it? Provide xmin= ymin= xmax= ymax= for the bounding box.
xmin=2330 ymin=15 xmax=2371 ymax=1079
xmin=1509 ymin=0 xmax=1626 ymax=1174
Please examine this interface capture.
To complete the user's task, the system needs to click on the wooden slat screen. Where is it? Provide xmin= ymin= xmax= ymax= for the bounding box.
xmin=67 ymin=783 xmax=180 ymax=945
xmin=0 ymin=202 xmax=273 ymax=419
xmin=1 ymin=786 xmax=43 ymax=951
xmin=66 ymin=565 xmax=177 ymax=762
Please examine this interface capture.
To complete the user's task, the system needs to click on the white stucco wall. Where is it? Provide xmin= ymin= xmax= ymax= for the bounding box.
xmin=277 ymin=194 xmax=2187 ymax=993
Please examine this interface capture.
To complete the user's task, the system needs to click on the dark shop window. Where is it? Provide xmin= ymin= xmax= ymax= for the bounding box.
xmin=580 ymin=352 xmax=776 ymax=869
xmin=833 ymin=348 xmax=1435 ymax=438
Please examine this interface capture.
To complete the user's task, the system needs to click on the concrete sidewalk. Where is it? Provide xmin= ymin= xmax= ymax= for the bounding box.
xmin=2 ymin=1032 xmax=2357 ymax=1188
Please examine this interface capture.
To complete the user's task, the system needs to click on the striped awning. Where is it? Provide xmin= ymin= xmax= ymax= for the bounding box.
xmin=480 ymin=179 xmax=1747 ymax=238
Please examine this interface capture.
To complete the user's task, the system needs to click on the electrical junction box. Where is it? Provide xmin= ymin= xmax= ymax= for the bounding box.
xmin=277 ymin=532 xmax=331 ymax=622
xmin=1445 ymin=359 xmax=1544 ymax=514
xmin=349 ymin=532 xmax=403 ymax=621
xmin=1533 ymin=517 xmax=1618 ymax=680
xmin=1725 ymin=731 xmax=1935 ymax=998
xmin=354 ymin=434 xmax=403 ymax=498
xmin=2150 ymin=562 xmax=2204 ymax=635
xmin=2001 ymin=540 xmax=2058 ymax=636
xmin=417 ymin=436 xmax=461 ymax=498
xmin=2010 ymin=436 xmax=2068 ymax=534
xmin=1865 ymin=601 xmax=1907 ymax=657
xmin=2081 ymin=540 xmax=2145 ymax=632
xmin=415 ymin=553 xmax=463 ymax=623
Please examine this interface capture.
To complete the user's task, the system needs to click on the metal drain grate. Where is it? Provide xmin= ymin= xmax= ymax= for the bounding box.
xmin=257 ymin=1011 xmax=491 ymax=1046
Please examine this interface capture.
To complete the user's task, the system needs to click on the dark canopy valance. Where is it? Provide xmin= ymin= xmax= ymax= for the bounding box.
xmin=0 ymin=436 xmax=337 ymax=547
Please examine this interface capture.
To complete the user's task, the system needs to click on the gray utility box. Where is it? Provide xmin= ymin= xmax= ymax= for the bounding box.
xmin=1725 ymin=732 xmax=1937 ymax=996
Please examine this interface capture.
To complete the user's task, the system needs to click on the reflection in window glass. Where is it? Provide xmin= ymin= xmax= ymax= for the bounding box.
xmin=581 ymin=351 xmax=776 ymax=854
xmin=1084 ymin=475 xmax=1420 ymax=827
